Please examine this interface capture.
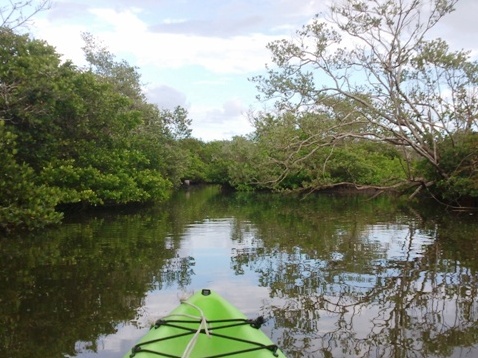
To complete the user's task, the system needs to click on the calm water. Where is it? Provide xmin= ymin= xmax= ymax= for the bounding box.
xmin=1 ymin=186 xmax=478 ymax=358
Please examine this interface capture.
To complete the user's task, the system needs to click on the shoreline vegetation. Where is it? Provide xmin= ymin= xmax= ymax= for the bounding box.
xmin=1 ymin=0 xmax=477 ymax=233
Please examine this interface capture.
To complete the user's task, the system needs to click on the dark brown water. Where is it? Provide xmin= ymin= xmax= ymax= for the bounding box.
xmin=1 ymin=186 xmax=477 ymax=358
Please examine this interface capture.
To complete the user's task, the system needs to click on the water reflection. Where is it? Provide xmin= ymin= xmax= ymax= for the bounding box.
xmin=0 ymin=186 xmax=477 ymax=357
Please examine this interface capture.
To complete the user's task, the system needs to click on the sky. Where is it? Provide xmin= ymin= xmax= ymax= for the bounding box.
xmin=12 ymin=0 xmax=478 ymax=141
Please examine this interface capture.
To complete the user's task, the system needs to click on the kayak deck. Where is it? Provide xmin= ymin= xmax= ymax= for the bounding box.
xmin=125 ymin=289 xmax=287 ymax=358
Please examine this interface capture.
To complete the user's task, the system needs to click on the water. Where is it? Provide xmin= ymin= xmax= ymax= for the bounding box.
xmin=1 ymin=186 xmax=477 ymax=358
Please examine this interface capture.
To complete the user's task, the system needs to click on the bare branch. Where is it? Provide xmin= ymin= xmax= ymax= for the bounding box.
xmin=0 ymin=0 xmax=51 ymax=31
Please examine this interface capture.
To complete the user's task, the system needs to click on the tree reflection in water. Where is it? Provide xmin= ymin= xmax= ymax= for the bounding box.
xmin=231 ymin=214 xmax=478 ymax=358
xmin=1 ymin=187 xmax=477 ymax=358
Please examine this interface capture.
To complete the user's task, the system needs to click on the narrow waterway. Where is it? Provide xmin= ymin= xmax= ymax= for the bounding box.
xmin=1 ymin=186 xmax=477 ymax=358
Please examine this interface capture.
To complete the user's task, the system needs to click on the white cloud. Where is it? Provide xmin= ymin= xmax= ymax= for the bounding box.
xmin=145 ymin=85 xmax=189 ymax=110
xmin=34 ymin=6 xmax=279 ymax=74
xmin=162 ymin=18 xmax=188 ymax=25
xmin=32 ymin=19 xmax=86 ymax=65
xmin=428 ymin=0 xmax=478 ymax=58
xmin=88 ymin=7 xmax=147 ymax=32
xmin=190 ymin=99 xmax=254 ymax=141
xmin=117 ymin=31 xmax=274 ymax=74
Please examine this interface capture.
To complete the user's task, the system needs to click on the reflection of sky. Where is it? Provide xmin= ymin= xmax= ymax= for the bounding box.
xmin=365 ymin=223 xmax=435 ymax=260
xmin=173 ymin=219 xmax=271 ymax=312
xmin=73 ymin=217 xmax=474 ymax=358
xmin=73 ymin=218 xmax=271 ymax=357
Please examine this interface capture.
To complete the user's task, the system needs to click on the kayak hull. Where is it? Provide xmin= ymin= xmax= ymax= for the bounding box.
xmin=124 ymin=289 xmax=287 ymax=358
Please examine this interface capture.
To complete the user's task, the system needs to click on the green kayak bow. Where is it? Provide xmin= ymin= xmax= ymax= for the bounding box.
xmin=124 ymin=289 xmax=287 ymax=358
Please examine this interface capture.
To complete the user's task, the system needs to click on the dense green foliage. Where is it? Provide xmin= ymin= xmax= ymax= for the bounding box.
xmin=0 ymin=29 xmax=183 ymax=231
xmin=0 ymin=121 xmax=62 ymax=231
xmin=418 ymin=132 xmax=478 ymax=205
xmin=239 ymin=110 xmax=408 ymax=191
xmin=2 ymin=0 xmax=477 ymax=232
